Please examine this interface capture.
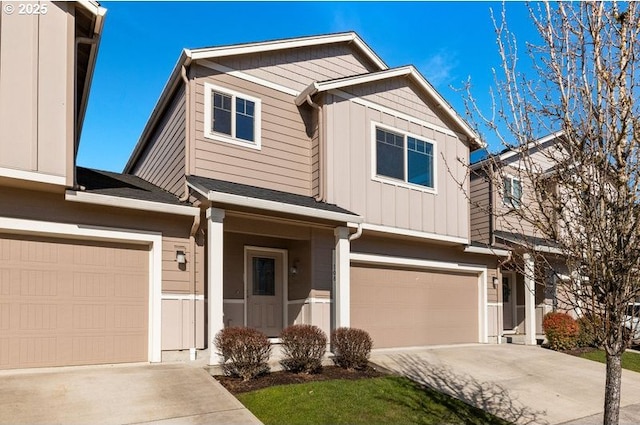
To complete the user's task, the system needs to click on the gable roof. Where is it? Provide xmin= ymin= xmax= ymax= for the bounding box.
xmin=471 ymin=131 xmax=564 ymax=170
xmin=295 ymin=66 xmax=483 ymax=150
xmin=124 ymin=32 xmax=386 ymax=173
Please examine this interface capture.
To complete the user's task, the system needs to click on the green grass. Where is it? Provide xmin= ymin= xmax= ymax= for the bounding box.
xmin=579 ymin=349 xmax=640 ymax=372
xmin=236 ymin=376 xmax=510 ymax=425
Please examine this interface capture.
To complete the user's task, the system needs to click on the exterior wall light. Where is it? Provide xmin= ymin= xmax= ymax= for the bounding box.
xmin=492 ymin=276 xmax=499 ymax=287
xmin=176 ymin=249 xmax=187 ymax=265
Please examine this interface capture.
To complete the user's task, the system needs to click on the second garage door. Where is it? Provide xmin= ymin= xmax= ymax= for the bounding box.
xmin=351 ymin=265 xmax=479 ymax=348
xmin=0 ymin=234 xmax=149 ymax=370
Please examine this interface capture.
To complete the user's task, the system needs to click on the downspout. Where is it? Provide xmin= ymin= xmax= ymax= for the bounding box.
xmin=179 ymin=64 xmax=191 ymax=202
xmin=189 ymin=211 xmax=200 ymax=361
xmin=304 ymin=94 xmax=326 ymax=202
xmin=72 ymin=36 xmax=99 ymax=190
xmin=349 ymin=223 xmax=363 ymax=242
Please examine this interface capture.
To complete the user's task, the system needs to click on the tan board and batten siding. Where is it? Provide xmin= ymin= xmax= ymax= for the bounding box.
xmin=324 ymin=86 xmax=470 ymax=240
xmin=0 ymin=2 xmax=74 ymax=182
xmin=351 ymin=266 xmax=479 ymax=348
xmin=132 ymin=89 xmax=186 ymax=197
xmin=0 ymin=235 xmax=149 ymax=369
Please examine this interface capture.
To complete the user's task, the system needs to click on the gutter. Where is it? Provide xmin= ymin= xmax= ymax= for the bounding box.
xmin=463 ymin=245 xmax=511 ymax=257
xmin=65 ymin=190 xmax=200 ymax=217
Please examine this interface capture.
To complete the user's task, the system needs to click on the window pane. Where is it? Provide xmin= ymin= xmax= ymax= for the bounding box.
xmin=408 ymin=138 xmax=433 ymax=188
xmin=236 ymin=98 xmax=255 ymax=142
xmin=503 ymin=177 xmax=512 ymax=205
xmin=212 ymin=91 xmax=232 ymax=135
xmin=512 ymin=179 xmax=522 ymax=207
xmin=376 ymin=128 xmax=404 ymax=180
xmin=253 ymin=257 xmax=275 ymax=296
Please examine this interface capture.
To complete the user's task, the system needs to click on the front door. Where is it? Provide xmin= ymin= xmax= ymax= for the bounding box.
xmin=245 ymin=247 xmax=285 ymax=337
xmin=502 ymin=273 xmax=517 ymax=332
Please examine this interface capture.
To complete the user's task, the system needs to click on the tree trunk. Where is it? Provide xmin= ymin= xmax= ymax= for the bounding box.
xmin=604 ymin=352 xmax=622 ymax=425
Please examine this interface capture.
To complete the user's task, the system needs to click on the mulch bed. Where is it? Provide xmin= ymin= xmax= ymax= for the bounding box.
xmin=215 ymin=365 xmax=387 ymax=394
xmin=562 ymin=346 xmax=598 ymax=357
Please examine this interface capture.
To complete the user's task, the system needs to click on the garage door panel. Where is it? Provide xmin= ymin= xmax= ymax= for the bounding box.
xmin=0 ymin=234 xmax=149 ymax=369
xmin=351 ymin=265 xmax=479 ymax=348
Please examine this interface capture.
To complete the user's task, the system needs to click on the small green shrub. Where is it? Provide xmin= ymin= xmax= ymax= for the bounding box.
xmin=280 ymin=325 xmax=327 ymax=373
xmin=214 ymin=327 xmax=271 ymax=381
xmin=576 ymin=314 xmax=603 ymax=348
xmin=543 ymin=312 xmax=579 ymax=351
xmin=332 ymin=327 xmax=373 ymax=370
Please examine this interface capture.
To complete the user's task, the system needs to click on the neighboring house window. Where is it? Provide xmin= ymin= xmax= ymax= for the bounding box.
xmin=204 ymin=82 xmax=261 ymax=149
xmin=503 ymin=176 xmax=522 ymax=208
xmin=374 ymin=125 xmax=435 ymax=190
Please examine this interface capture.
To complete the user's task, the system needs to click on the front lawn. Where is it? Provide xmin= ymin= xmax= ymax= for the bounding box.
xmin=236 ymin=375 xmax=510 ymax=425
xmin=578 ymin=349 xmax=640 ymax=372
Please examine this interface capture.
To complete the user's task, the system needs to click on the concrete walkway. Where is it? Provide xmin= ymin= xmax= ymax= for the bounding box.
xmin=370 ymin=344 xmax=640 ymax=425
xmin=0 ymin=363 xmax=261 ymax=425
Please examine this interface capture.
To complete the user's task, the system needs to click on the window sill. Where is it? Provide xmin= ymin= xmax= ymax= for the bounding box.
xmin=204 ymin=130 xmax=262 ymax=150
xmin=372 ymin=175 xmax=437 ymax=195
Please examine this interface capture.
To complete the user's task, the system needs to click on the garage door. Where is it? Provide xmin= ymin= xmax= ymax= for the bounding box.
xmin=351 ymin=265 xmax=479 ymax=348
xmin=0 ymin=234 xmax=149 ymax=369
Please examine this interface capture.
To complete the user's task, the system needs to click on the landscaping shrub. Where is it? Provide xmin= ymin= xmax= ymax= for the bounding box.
xmin=279 ymin=325 xmax=327 ymax=373
xmin=214 ymin=327 xmax=271 ymax=381
xmin=576 ymin=314 xmax=603 ymax=348
xmin=542 ymin=312 xmax=579 ymax=351
xmin=332 ymin=327 xmax=373 ymax=370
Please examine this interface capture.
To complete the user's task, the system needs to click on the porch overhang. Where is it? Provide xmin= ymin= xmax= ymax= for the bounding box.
xmin=495 ymin=231 xmax=563 ymax=255
xmin=187 ymin=176 xmax=362 ymax=225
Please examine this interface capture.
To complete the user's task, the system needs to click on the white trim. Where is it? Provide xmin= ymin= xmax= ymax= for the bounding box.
xmin=223 ymin=299 xmax=245 ymax=304
xmin=371 ymin=121 xmax=438 ymax=194
xmin=471 ymin=130 xmax=564 ymax=170
xmin=350 ymin=252 xmax=488 ymax=344
xmin=190 ymin=181 xmax=363 ymax=224
xmin=203 ymin=82 xmax=262 ymax=150
xmin=334 ymin=227 xmax=351 ymax=328
xmin=287 ymin=297 xmax=332 ymax=305
xmin=360 ymin=223 xmax=469 ymax=245
xmin=0 ymin=217 xmax=162 ymax=364
xmin=65 ymin=191 xmax=199 ymax=216
xmin=487 ymin=302 xmax=503 ymax=307
xmin=207 ymin=207 xmax=225 ymax=365
xmin=464 ymin=245 xmax=511 ymax=257
xmin=199 ymin=60 xmax=299 ymax=97
xmin=331 ymin=89 xmax=458 ymax=138
xmin=162 ymin=293 xmax=205 ymax=301
xmin=190 ymin=32 xmax=387 ymax=71
xmin=0 ymin=167 xmax=66 ymax=186
xmin=244 ymin=246 xmax=288 ymax=335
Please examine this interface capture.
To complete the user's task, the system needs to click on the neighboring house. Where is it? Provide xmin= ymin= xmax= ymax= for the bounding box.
xmin=0 ymin=1 xmax=201 ymax=370
xmin=470 ymin=132 xmax=568 ymax=345
xmin=124 ymin=31 xmax=509 ymax=365
xmin=0 ymin=1 xmax=509 ymax=371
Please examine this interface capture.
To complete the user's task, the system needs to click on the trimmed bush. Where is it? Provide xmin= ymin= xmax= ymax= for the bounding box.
xmin=279 ymin=325 xmax=327 ymax=373
xmin=214 ymin=327 xmax=271 ymax=381
xmin=577 ymin=314 xmax=603 ymax=348
xmin=332 ymin=327 xmax=373 ymax=370
xmin=542 ymin=312 xmax=579 ymax=351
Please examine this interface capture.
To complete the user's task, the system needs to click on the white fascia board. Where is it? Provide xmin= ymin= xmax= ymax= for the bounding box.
xmin=534 ymin=244 xmax=564 ymax=255
xmin=350 ymin=252 xmax=487 ymax=273
xmin=361 ymin=223 xmax=469 ymax=245
xmin=65 ymin=190 xmax=199 ymax=217
xmin=76 ymin=0 xmax=104 ymax=16
xmin=190 ymin=32 xmax=387 ymax=71
xmin=471 ymin=130 xmax=565 ymax=170
xmin=0 ymin=167 xmax=66 ymax=186
xmin=205 ymin=190 xmax=363 ymax=224
xmin=464 ymin=245 xmax=511 ymax=257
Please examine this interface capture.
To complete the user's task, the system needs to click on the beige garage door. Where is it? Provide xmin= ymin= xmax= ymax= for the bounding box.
xmin=0 ymin=234 xmax=149 ymax=369
xmin=351 ymin=265 xmax=479 ymax=348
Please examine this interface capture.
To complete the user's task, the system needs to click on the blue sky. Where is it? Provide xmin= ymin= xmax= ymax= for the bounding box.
xmin=78 ymin=1 xmax=537 ymax=172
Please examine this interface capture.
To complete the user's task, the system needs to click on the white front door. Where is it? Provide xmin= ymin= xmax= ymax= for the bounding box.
xmin=245 ymin=247 xmax=286 ymax=337
xmin=502 ymin=273 xmax=517 ymax=332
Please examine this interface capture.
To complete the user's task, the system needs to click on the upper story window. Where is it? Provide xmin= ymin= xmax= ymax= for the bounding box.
xmin=204 ymin=82 xmax=262 ymax=149
xmin=374 ymin=124 xmax=436 ymax=191
xmin=503 ymin=176 xmax=522 ymax=208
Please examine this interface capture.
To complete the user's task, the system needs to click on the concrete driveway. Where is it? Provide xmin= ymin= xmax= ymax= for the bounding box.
xmin=0 ymin=363 xmax=261 ymax=425
xmin=370 ymin=344 xmax=640 ymax=425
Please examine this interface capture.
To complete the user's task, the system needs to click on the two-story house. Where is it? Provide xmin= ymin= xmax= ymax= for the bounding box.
xmin=0 ymin=1 xmax=202 ymax=370
xmin=124 ymin=32 xmax=510 ymax=365
xmin=470 ymin=132 xmax=570 ymax=345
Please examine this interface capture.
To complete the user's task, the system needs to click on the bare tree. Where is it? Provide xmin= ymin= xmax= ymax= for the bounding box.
xmin=466 ymin=2 xmax=640 ymax=424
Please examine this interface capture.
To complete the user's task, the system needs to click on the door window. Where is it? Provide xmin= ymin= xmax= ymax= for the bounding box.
xmin=252 ymin=257 xmax=275 ymax=296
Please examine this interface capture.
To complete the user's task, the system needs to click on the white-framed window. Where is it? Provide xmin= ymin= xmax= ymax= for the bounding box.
xmin=203 ymin=82 xmax=262 ymax=149
xmin=503 ymin=175 xmax=522 ymax=208
xmin=372 ymin=122 xmax=436 ymax=191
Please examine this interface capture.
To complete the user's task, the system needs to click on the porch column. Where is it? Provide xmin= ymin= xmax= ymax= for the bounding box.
xmin=207 ymin=207 xmax=225 ymax=365
xmin=523 ymin=252 xmax=536 ymax=345
xmin=334 ymin=227 xmax=350 ymax=328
